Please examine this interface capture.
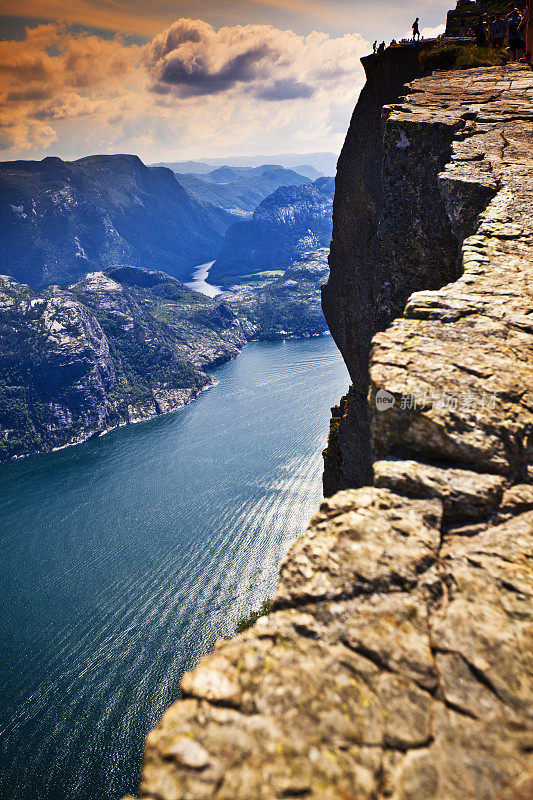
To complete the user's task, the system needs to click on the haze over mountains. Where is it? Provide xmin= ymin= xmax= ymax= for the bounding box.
xmin=173 ymin=165 xmax=311 ymax=216
xmin=153 ymin=152 xmax=337 ymax=178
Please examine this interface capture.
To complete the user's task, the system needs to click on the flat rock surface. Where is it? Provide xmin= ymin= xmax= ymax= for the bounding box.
xmin=126 ymin=65 xmax=533 ymax=800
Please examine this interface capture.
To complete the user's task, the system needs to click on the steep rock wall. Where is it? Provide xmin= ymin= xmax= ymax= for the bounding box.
xmin=123 ymin=64 xmax=532 ymax=800
xmin=323 ymin=50 xmax=499 ymax=494
xmin=322 ymin=43 xmax=469 ymax=492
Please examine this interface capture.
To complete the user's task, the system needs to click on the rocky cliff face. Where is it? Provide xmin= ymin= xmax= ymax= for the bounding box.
xmin=209 ymin=178 xmax=335 ymax=286
xmin=323 ymin=47 xmax=500 ymax=493
xmin=125 ymin=61 xmax=532 ymax=800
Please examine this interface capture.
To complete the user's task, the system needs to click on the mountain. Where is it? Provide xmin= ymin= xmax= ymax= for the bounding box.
xmin=0 ymin=267 xmax=246 ymax=460
xmin=209 ymin=177 xmax=335 ymax=286
xmin=0 ymin=155 xmax=233 ymax=289
xmin=223 ymin=249 xmax=329 ymax=340
xmin=0 ymin=251 xmax=329 ymax=461
xmin=174 ymin=165 xmax=310 ymax=216
xmin=154 ymin=152 xmax=337 ymax=176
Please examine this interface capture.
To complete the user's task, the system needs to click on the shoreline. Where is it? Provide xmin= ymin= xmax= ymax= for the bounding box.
xmin=0 ymin=376 xmax=222 ymax=466
xmin=0 ymin=331 xmax=330 ymax=466
xmin=1 ymin=257 xmax=330 ymax=466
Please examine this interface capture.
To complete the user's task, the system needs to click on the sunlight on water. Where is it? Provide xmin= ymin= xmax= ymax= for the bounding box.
xmin=0 ymin=337 xmax=348 ymax=800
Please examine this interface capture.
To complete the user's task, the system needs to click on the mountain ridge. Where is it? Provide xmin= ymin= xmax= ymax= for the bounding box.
xmin=0 ymin=154 xmax=233 ymax=289
xmin=209 ymin=176 xmax=335 ymax=286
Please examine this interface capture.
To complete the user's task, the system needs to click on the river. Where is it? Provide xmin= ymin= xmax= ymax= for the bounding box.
xmin=0 ymin=334 xmax=348 ymax=800
xmin=185 ymin=261 xmax=221 ymax=297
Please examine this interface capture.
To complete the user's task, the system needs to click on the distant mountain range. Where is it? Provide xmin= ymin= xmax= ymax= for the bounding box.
xmin=153 ymin=152 xmax=338 ymax=178
xmin=0 ymin=155 xmax=233 ymax=288
xmin=173 ymin=165 xmax=311 ymax=216
xmin=0 ymin=154 xmax=336 ymax=291
xmin=209 ymin=177 xmax=335 ymax=286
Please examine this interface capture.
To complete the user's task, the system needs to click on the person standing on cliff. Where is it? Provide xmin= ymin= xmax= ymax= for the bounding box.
xmin=412 ymin=17 xmax=420 ymax=40
xmin=518 ymin=1 xmax=532 ymax=62
xmin=490 ymin=14 xmax=507 ymax=48
xmin=507 ymin=6 xmax=526 ymax=60
xmin=474 ymin=15 xmax=488 ymax=46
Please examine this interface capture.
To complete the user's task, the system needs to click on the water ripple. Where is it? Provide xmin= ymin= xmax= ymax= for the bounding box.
xmin=0 ymin=337 xmax=348 ymax=800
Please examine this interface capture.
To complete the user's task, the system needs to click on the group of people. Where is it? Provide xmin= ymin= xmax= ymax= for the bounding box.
xmin=472 ymin=3 xmax=531 ymax=63
xmin=372 ymin=19 xmax=422 ymax=55
xmin=371 ymin=5 xmax=532 ymax=64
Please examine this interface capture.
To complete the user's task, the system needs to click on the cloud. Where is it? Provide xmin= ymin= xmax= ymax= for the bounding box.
xmin=421 ymin=23 xmax=446 ymax=38
xmin=0 ymin=18 xmax=369 ymax=160
xmin=0 ymin=23 xmax=141 ymax=150
xmin=255 ymin=78 xmax=315 ymax=101
xmin=144 ymin=19 xmax=367 ymax=103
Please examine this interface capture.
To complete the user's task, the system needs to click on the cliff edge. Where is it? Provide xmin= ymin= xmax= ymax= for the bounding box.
xmin=124 ymin=63 xmax=532 ymax=800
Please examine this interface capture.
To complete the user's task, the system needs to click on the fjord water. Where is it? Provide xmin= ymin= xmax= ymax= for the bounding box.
xmin=185 ymin=260 xmax=221 ymax=297
xmin=0 ymin=336 xmax=348 ymax=800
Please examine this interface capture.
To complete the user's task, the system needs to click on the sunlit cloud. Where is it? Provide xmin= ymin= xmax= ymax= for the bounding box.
xmin=144 ymin=19 xmax=362 ymax=101
xmin=0 ymin=22 xmax=142 ymax=151
xmin=0 ymin=18 xmax=369 ymax=161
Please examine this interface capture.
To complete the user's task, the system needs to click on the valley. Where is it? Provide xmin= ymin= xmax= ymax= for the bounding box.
xmin=0 ymin=151 xmax=336 ymax=462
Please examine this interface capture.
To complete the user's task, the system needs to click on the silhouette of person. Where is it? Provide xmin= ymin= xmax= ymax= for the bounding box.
xmin=412 ymin=17 xmax=420 ymax=40
xmin=518 ymin=0 xmax=532 ymax=61
xmin=373 ymin=40 xmax=377 ymax=53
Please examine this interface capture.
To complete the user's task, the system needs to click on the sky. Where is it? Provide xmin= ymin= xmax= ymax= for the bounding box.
xmin=0 ymin=1 xmax=450 ymax=163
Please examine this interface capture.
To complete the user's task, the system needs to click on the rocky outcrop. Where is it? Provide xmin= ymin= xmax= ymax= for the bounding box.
xmin=445 ymin=1 xmax=507 ymax=38
xmin=322 ymin=43 xmax=443 ymax=489
xmin=126 ymin=64 xmax=532 ymax=800
xmin=209 ymin=178 xmax=335 ymax=286
xmin=322 ymin=57 xmax=529 ymax=493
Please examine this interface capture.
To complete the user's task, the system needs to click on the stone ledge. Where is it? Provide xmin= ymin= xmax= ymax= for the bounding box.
xmin=125 ymin=65 xmax=533 ymax=800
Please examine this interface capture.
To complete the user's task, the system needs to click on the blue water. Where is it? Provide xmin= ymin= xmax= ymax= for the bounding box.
xmin=0 ymin=336 xmax=348 ymax=800
xmin=185 ymin=261 xmax=221 ymax=297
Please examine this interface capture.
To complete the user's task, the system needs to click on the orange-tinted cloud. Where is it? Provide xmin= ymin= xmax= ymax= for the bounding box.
xmin=0 ymin=23 xmax=141 ymax=149
xmin=0 ymin=18 xmax=369 ymax=160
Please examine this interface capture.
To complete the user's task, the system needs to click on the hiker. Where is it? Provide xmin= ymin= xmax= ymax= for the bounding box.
xmin=412 ymin=17 xmax=420 ymax=41
xmin=490 ymin=14 xmax=507 ymax=48
xmin=474 ymin=16 xmax=488 ymax=46
xmin=373 ymin=40 xmax=377 ymax=53
xmin=508 ymin=6 xmax=526 ymax=60
xmin=377 ymin=41 xmax=386 ymax=54
xmin=518 ymin=1 xmax=532 ymax=62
